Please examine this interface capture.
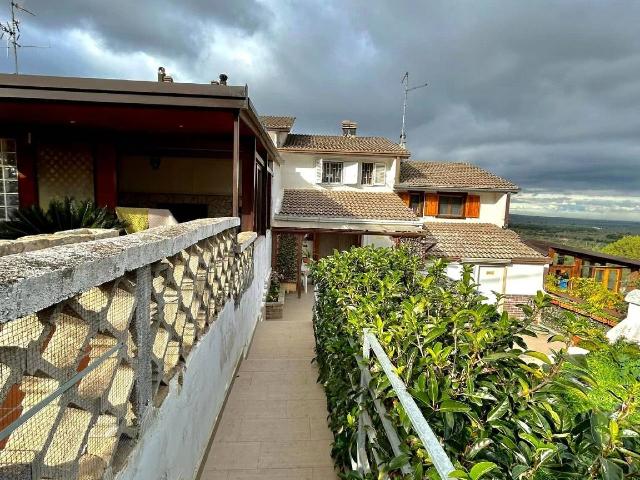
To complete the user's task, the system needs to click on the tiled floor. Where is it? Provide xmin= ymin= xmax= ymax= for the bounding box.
xmin=198 ymin=291 xmax=338 ymax=480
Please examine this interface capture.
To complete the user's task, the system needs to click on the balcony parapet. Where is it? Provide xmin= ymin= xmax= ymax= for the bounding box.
xmin=0 ymin=218 xmax=239 ymax=322
xmin=0 ymin=217 xmax=260 ymax=479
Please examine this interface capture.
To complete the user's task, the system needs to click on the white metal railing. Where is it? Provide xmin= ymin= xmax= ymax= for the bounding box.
xmin=356 ymin=329 xmax=455 ymax=479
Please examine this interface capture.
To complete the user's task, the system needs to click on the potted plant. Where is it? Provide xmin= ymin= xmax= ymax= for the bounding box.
xmin=265 ymin=271 xmax=286 ymax=320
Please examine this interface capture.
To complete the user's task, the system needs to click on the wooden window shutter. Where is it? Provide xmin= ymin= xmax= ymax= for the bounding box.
xmin=374 ymin=163 xmax=386 ymax=185
xmin=399 ymin=192 xmax=410 ymax=207
xmin=465 ymin=194 xmax=480 ymax=218
xmin=425 ymin=193 xmax=439 ymax=216
xmin=315 ymin=158 xmax=323 ymax=183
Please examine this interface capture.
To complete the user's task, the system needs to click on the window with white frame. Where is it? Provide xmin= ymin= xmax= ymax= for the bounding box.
xmin=322 ymin=161 xmax=343 ymax=184
xmin=361 ymin=162 xmax=374 ymax=185
xmin=0 ymin=139 xmax=18 ymax=221
xmin=361 ymin=162 xmax=386 ymax=186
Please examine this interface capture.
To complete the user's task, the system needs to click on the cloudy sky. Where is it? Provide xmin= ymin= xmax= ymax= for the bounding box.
xmin=3 ymin=1 xmax=640 ymax=221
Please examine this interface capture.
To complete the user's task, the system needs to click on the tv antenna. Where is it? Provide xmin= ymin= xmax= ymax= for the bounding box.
xmin=1 ymin=1 xmax=45 ymax=74
xmin=400 ymin=71 xmax=428 ymax=148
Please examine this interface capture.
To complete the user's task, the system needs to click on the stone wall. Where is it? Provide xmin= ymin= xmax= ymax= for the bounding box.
xmin=0 ymin=228 xmax=119 ymax=257
xmin=0 ymin=218 xmax=268 ymax=480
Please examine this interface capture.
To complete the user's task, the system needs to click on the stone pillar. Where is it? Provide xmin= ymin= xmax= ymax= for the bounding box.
xmin=607 ymin=290 xmax=640 ymax=344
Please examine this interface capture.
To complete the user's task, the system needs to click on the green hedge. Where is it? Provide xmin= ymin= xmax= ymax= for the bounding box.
xmin=276 ymin=233 xmax=297 ymax=282
xmin=311 ymin=246 xmax=640 ymax=479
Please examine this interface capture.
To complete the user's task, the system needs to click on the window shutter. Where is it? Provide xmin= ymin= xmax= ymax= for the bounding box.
xmin=343 ymin=161 xmax=359 ymax=184
xmin=315 ymin=158 xmax=323 ymax=183
xmin=399 ymin=192 xmax=410 ymax=207
xmin=374 ymin=163 xmax=386 ymax=185
xmin=465 ymin=195 xmax=480 ymax=218
xmin=425 ymin=193 xmax=439 ymax=216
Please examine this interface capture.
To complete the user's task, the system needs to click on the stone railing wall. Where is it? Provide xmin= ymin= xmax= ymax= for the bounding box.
xmin=0 ymin=228 xmax=119 ymax=257
xmin=0 ymin=218 xmax=262 ymax=480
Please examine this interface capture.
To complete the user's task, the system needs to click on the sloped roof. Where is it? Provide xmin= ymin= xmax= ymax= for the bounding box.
xmin=404 ymin=223 xmax=547 ymax=262
xmin=281 ymin=134 xmax=409 ymax=156
xmin=398 ymin=161 xmax=519 ymax=192
xmin=259 ymin=115 xmax=296 ymax=130
xmin=277 ymin=189 xmax=418 ymax=221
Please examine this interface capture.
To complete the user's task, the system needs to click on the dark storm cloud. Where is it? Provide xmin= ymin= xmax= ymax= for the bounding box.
xmin=13 ymin=0 xmax=269 ymax=59
xmin=3 ymin=0 xmax=639 ymax=219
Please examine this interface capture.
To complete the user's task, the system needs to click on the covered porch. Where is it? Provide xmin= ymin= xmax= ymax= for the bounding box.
xmin=0 ymin=73 xmax=278 ymax=233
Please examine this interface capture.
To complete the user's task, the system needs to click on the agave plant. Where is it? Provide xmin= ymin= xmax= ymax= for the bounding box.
xmin=0 ymin=197 xmax=126 ymax=239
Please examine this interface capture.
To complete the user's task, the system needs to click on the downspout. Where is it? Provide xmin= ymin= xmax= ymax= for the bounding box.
xmin=504 ymin=193 xmax=511 ymax=228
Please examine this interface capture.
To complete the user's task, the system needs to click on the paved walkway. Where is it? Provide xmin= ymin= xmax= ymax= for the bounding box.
xmin=198 ymin=291 xmax=338 ymax=480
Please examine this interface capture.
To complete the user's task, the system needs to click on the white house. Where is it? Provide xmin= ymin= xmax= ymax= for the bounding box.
xmin=261 ymin=115 xmax=548 ymax=309
xmin=261 ymin=117 xmax=423 ymax=259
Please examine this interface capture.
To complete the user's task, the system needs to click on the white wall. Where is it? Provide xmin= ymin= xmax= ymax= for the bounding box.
xmin=420 ymin=192 xmax=508 ymax=227
xmin=362 ymin=235 xmax=394 ymax=248
xmin=443 ymin=261 xmax=544 ymax=300
xmin=505 ymin=263 xmax=546 ymax=295
xmin=115 ymin=233 xmax=271 ymax=480
xmin=280 ymin=152 xmax=397 ymax=192
xmin=271 ymin=161 xmax=283 ymax=220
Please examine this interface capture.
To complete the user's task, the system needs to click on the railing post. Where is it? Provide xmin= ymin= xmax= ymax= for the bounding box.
xmin=356 ymin=330 xmax=371 ymax=474
xmin=134 ymin=265 xmax=153 ymax=418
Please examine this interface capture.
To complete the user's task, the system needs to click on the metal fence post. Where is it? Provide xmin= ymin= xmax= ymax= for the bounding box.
xmin=134 ymin=265 xmax=153 ymax=417
xmin=356 ymin=330 xmax=371 ymax=474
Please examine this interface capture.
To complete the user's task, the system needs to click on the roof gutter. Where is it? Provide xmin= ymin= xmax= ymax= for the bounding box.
xmin=280 ymin=149 xmax=411 ymax=158
xmin=395 ymin=186 xmax=520 ymax=194
xmin=274 ymin=214 xmax=423 ymax=227
xmin=453 ymin=256 xmax=550 ymax=265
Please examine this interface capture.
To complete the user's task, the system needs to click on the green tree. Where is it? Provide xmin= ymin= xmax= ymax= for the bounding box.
xmin=601 ymin=235 xmax=640 ymax=260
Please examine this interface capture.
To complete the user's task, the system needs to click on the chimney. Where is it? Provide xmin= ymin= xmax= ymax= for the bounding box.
xmin=341 ymin=120 xmax=357 ymax=137
xmin=219 ymin=73 xmax=228 ymax=86
xmin=157 ymin=66 xmax=173 ymax=83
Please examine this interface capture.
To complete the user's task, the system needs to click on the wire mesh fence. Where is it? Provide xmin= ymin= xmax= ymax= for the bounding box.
xmin=0 ymin=222 xmax=255 ymax=479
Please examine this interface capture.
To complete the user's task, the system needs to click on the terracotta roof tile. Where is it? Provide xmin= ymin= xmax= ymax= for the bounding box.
xmin=398 ymin=161 xmax=519 ymax=191
xmin=281 ymin=134 xmax=409 ymax=155
xmin=403 ymin=223 xmax=546 ymax=262
xmin=277 ymin=189 xmax=418 ymax=221
xmin=259 ymin=115 xmax=296 ymax=130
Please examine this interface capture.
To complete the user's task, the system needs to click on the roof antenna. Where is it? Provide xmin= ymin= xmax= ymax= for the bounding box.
xmin=400 ymin=71 xmax=428 ymax=148
xmin=1 ymin=1 xmax=47 ymax=74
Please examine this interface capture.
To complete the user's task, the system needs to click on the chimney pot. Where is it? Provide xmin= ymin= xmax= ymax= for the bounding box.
xmin=341 ymin=120 xmax=358 ymax=137
xmin=157 ymin=66 xmax=166 ymax=82
xmin=219 ymin=73 xmax=228 ymax=86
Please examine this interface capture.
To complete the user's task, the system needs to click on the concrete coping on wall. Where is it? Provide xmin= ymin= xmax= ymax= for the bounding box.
xmin=236 ymin=231 xmax=258 ymax=253
xmin=0 ymin=217 xmax=240 ymax=323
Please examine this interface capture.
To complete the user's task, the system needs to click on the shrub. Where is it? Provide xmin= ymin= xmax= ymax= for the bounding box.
xmin=276 ymin=233 xmax=297 ymax=282
xmin=312 ymin=246 xmax=640 ymax=479
xmin=0 ymin=197 xmax=125 ymax=239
